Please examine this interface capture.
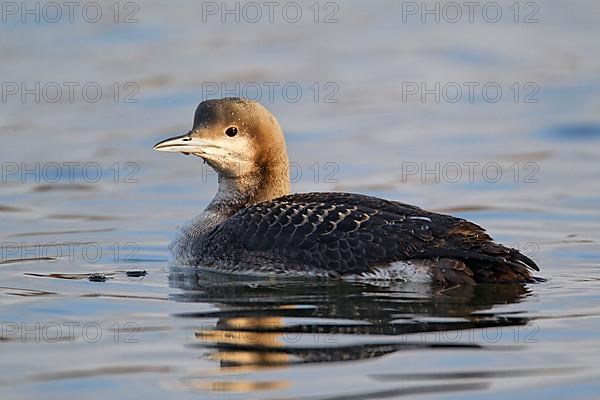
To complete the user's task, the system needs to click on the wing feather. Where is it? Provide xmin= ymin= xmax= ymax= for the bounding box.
xmin=202 ymin=192 xmax=539 ymax=282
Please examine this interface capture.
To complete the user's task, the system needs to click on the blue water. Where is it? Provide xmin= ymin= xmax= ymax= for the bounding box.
xmin=1 ymin=0 xmax=600 ymax=398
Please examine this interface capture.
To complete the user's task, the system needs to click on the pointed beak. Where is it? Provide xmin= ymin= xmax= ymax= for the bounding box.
xmin=153 ymin=133 xmax=210 ymax=154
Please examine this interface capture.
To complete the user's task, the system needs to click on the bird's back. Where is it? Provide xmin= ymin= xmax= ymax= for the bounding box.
xmin=191 ymin=192 xmax=539 ymax=284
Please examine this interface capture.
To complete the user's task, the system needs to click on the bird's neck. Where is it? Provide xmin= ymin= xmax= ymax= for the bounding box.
xmin=206 ymin=160 xmax=290 ymax=216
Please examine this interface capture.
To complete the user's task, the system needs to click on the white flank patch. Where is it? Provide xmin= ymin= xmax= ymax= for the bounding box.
xmin=343 ymin=261 xmax=432 ymax=283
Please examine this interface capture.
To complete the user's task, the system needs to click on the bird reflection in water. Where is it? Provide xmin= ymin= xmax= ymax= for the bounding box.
xmin=169 ymin=267 xmax=532 ymax=393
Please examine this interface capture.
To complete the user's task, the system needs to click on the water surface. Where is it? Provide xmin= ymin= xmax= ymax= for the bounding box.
xmin=1 ymin=1 xmax=600 ymax=398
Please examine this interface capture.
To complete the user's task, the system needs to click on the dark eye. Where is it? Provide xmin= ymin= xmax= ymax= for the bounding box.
xmin=225 ymin=126 xmax=238 ymax=137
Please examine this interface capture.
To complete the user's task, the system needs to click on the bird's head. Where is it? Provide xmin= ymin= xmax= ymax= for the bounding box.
xmin=154 ymin=98 xmax=290 ymax=203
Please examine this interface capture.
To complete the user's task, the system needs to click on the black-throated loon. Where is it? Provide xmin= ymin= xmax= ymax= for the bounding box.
xmin=153 ymin=98 xmax=540 ymax=285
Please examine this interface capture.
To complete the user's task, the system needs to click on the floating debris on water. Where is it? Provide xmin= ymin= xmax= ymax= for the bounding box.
xmin=88 ymin=273 xmax=108 ymax=282
xmin=126 ymin=270 xmax=148 ymax=277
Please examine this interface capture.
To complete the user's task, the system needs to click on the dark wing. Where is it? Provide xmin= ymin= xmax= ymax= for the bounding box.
xmin=203 ymin=192 xmax=539 ymax=283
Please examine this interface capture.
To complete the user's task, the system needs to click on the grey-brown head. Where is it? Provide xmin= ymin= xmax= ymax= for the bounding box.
xmin=154 ymin=98 xmax=290 ymax=206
